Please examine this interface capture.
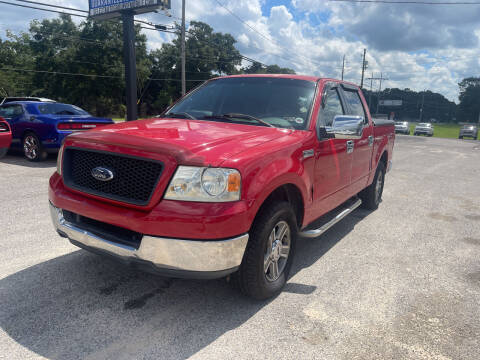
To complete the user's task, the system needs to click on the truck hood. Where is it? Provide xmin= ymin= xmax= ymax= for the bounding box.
xmin=66 ymin=118 xmax=292 ymax=167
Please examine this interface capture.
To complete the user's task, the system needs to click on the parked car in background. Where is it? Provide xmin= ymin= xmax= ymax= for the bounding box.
xmin=0 ymin=97 xmax=56 ymax=105
xmin=394 ymin=121 xmax=410 ymax=135
xmin=49 ymin=75 xmax=395 ymax=299
xmin=459 ymin=124 xmax=478 ymax=140
xmin=414 ymin=123 xmax=434 ymax=136
xmin=0 ymin=101 xmax=114 ymax=161
xmin=0 ymin=116 xmax=12 ymax=159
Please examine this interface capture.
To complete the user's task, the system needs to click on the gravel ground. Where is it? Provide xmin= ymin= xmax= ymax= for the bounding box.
xmin=1 ymin=135 xmax=479 ymax=360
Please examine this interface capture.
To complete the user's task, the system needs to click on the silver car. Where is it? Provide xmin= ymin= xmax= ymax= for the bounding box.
xmin=414 ymin=122 xmax=434 ymax=137
xmin=459 ymin=124 xmax=478 ymax=140
xmin=395 ymin=121 xmax=410 ymax=135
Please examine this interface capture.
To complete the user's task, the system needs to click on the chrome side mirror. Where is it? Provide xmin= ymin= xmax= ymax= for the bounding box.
xmin=327 ymin=115 xmax=364 ymax=139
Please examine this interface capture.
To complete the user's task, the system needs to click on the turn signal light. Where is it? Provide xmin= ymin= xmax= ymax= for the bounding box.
xmin=227 ymin=172 xmax=241 ymax=193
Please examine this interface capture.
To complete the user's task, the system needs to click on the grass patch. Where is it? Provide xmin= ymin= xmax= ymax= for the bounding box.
xmin=408 ymin=123 xmax=478 ymax=140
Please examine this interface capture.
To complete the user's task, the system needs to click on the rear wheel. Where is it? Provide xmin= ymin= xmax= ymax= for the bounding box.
xmin=23 ymin=132 xmax=47 ymax=162
xmin=234 ymin=201 xmax=297 ymax=300
xmin=359 ymin=161 xmax=385 ymax=210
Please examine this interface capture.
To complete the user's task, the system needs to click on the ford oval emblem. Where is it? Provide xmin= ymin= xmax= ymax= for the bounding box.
xmin=91 ymin=167 xmax=114 ymax=182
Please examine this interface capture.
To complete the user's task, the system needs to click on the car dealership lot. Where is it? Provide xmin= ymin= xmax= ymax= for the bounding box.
xmin=1 ymin=136 xmax=479 ymax=360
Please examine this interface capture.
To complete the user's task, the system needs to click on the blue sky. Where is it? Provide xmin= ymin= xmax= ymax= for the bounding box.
xmin=1 ymin=0 xmax=480 ymax=101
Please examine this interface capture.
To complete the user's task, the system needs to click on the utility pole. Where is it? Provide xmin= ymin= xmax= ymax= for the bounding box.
xmin=360 ymin=48 xmax=367 ymax=88
xmin=181 ymin=0 xmax=186 ymax=96
xmin=367 ymin=73 xmax=388 ymax=115
xmin=341 ymin=55 xmax=345 ymax=81
xmin=122 ymin=11 xmax=137 ymax=121
xmin=419 ymin=91 xmax=425 ymax=122
xmin=368 ymin=72 xmax=373 ymax=112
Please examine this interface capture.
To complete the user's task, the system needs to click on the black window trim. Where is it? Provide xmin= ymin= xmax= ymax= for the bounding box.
xmin=316 ymin=81 xmax=347 ymax=140
xmin=338 ymin=86 xmax=368 ymax=125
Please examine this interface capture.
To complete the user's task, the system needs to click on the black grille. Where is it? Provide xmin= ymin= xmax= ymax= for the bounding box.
xmin=63 ymin=148 xmax=163 ymax=206
xmin=63 ymin=210 xmax=142 ymax=249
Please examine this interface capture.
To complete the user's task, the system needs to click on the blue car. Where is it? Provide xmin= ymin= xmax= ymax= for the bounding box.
xmin=0 ymin=101 xmax=114 ymax=161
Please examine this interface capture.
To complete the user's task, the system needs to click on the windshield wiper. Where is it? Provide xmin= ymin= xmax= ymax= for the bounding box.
xmin=203 ymin=113 xmax=275 ymax=128
xmin=165 ymin=112 xmax=197 ymax=120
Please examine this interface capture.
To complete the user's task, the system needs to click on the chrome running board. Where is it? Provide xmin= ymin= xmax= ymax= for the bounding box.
xmin=299 ymin=198 xmax=362 ymax=238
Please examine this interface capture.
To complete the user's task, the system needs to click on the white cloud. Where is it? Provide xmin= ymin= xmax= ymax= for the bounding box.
xmin=1 ymin=0 xmax=478 ymax=101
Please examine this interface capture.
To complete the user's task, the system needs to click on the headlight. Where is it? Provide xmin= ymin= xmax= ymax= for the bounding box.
xmin=165 ymin=166 xmax=241 ymax=202
xmin=56 ymin=144 xmax=64 ymax=175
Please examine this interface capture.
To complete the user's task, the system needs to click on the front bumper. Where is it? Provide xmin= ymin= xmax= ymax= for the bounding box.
xmin=50 ymin=203 xmax=249 ymax=279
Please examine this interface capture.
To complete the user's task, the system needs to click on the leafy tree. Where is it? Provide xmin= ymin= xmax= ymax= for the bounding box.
xmin=457 ymin=77 xmax=480 ymax=123
xmin=0 ymin=30 xmax=34 ymax=97
xmin=144 ymin=21 xmax=243 ymax=114
xmin=242 ymin=62 xmax=295 ymax=74
xmin=363 ymin=87 xmax=457 ymax=123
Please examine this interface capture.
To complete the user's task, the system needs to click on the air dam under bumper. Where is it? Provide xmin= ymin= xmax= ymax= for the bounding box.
xmin=50 ymin=203 xmax=249 ymax=279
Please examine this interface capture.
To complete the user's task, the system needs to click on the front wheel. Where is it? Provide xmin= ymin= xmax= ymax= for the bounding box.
xmin=235 ymin=201 xmax=297 ymax=300
xmin=23 ymin=133 xmax=47 ymax=162
xmin=359 ymin=161 xmax=386 ymax=210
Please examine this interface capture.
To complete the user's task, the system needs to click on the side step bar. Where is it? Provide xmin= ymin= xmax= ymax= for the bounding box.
xmin=299 ymin=198 xmax=362 ymax=238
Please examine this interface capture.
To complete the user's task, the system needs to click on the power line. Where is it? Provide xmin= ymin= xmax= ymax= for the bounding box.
xmin=11 ymin=0 xmax=87 ymax=12
xmin=0 ymin=1 xmax=87 ymax=17
xmin=329 ymin=0 xmax=480 ymax=4
xmin=0 ymin=66 xmax=209 ymax=82
xmin=211 ymin=0 xmax=324 ymax=69
xmin=0 ymin=1 xmax=172 ymax=30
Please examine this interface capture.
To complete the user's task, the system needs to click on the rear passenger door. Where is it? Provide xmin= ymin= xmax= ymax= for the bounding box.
xmin=340 ymin=85 xmax=373 ymax=186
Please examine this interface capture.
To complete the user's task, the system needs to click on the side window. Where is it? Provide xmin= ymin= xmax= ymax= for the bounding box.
xmin=342 ymin=89 xmax=367 ymax=122
xmin=317 ymin=86 xmax=344 ymax=127
xmin=0 ymin=105 xmax=15 ymax=117
xmin=12 ymin=105 xmax=24 ymax=116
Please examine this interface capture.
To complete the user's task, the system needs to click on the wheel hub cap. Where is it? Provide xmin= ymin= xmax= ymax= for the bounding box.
xmin=264 ymin=220 xmax=291 ymax=282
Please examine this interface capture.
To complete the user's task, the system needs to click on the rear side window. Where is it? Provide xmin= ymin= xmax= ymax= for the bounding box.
xmin=342 ymin=89 xmax=367 ymax=122
xmin=0 ymin=104 xmax=23 ymax=117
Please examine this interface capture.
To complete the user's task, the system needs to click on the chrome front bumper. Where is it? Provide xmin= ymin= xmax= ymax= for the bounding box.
xmin=50 ymin=203 xmax=249 ymax=279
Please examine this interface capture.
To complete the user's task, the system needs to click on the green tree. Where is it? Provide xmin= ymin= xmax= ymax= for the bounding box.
xmin=457 ymin=77 xmax=480 ymax=123
xmin=144 ymin=21 xmax=243 ymax=114
xmin=0 ymin=30 xmax=34 ymax=96
xmin=242 ymin=62 xmax=296 ymax=74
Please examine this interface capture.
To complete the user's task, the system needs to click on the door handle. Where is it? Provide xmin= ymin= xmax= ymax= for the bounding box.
xmin=346 ymin=140 xmax=354 ymax=154
xmin=368 ymin=135 xmax=374 ymax=146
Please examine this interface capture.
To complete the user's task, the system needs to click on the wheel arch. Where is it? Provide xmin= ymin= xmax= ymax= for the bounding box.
xmin=251 ymin=183 xmax=305 ymax=231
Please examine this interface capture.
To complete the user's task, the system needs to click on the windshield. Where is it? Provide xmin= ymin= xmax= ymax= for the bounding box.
xmin=165 ymin=77 xmax=317 ymax=130
xmin=418 ymin=123 xmax=431 ymax=127
xmin=395 ymin=122 xmax=407 ymax=125
xmin=37 ymin=103 xmax=89 ymax=116
xmin=463 ymin=125 xmax=474 ymax=129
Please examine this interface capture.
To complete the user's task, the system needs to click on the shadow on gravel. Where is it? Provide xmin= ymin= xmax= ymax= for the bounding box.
xmin=0 ymin=208 xmax=371 ymax=359
xmin=0 ymin=153 xmax=56 ymax=168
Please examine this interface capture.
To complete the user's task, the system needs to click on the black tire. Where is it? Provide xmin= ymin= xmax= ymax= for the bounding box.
xmin=359 ymin=161 xmax=386 ymax=210
xmin=23 ymin=132 xmax=47 ymax=162
xmin=234 ymin=201 xmax=297 ymax=300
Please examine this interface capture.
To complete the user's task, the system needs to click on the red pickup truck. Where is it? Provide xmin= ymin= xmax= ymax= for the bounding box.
xmin=49 ymin=75 xmax=394 ymax=299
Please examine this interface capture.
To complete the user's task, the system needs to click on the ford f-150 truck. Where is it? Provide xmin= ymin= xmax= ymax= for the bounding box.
xmin=49 ymin=75 xmax=395 ymax=299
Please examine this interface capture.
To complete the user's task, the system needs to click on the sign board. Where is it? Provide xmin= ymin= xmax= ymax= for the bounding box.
xmin=89 ymin=0 xmax=171 ymax=20
xmin=379 ymin=100 xmax=403 ymax=107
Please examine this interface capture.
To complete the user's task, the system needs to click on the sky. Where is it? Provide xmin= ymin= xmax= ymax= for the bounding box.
xmin=1 ymin=0 xmax=480 ymax=102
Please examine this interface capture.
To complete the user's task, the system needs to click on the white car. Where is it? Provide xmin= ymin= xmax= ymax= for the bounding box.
xmin=414 ymin=123 xmax=434 ymax=137
xmin=395 ymin=121 xmax=410 ymax=135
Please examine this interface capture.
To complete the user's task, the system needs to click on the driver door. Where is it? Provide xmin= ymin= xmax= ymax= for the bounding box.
xmin=311 ymin=83 xmax=353 ymax=216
